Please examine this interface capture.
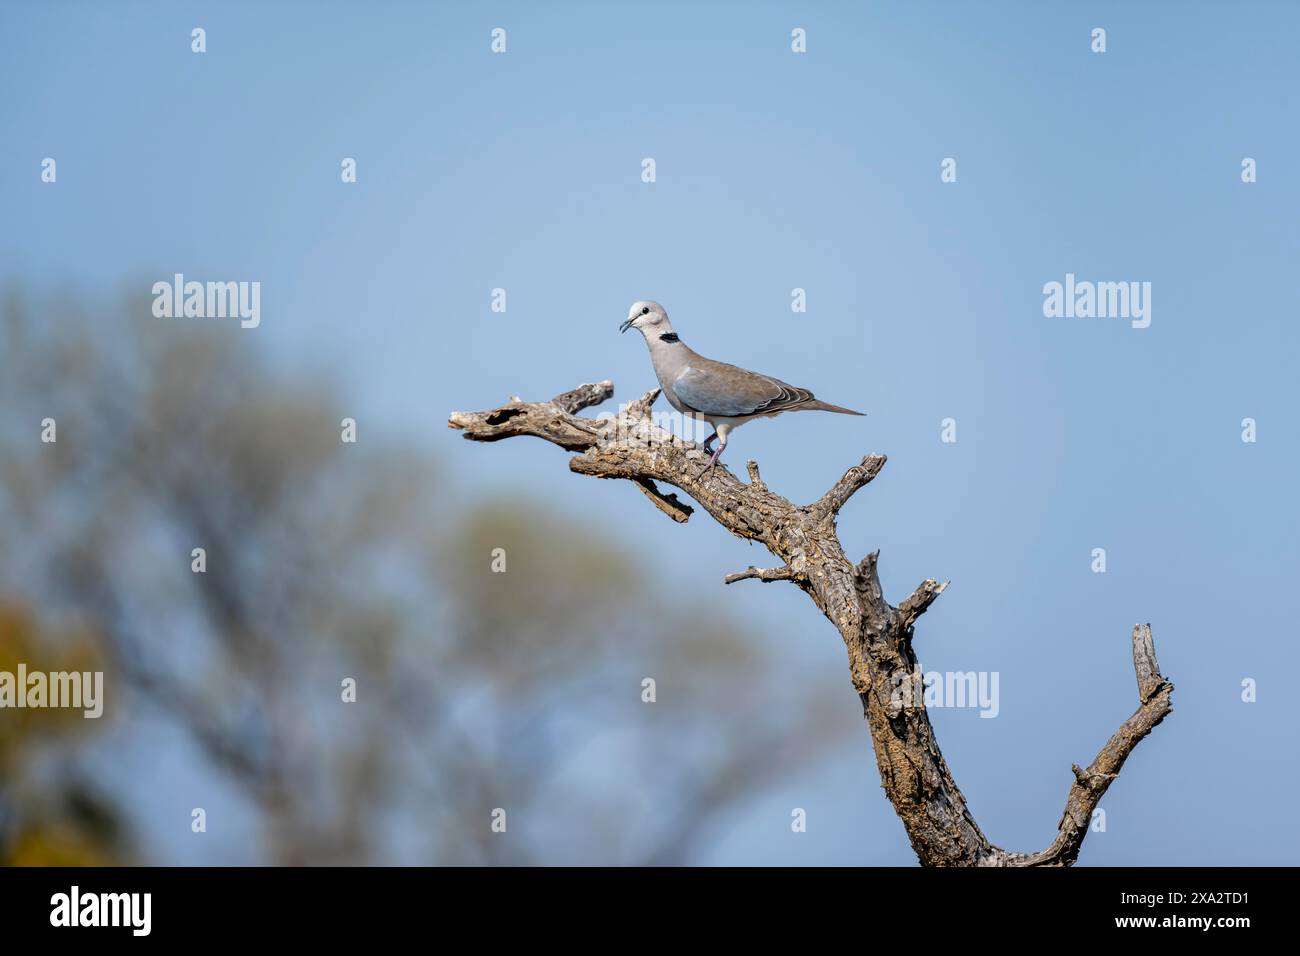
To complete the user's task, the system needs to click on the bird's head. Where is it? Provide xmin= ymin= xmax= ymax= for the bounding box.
xmin=620 ymin=300 xmax=670 ymax=335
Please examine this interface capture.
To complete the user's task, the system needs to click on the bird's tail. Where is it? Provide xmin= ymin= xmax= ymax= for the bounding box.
xmin=802 ymin=399 xmax=865 ymax=416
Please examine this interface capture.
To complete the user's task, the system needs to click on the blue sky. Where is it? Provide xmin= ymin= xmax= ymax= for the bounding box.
xmin=3 ymin=1 xmax=1298 ymax=864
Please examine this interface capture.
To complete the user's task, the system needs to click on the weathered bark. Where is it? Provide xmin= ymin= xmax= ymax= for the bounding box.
xmin=449 ymin=382 xmax=1175 ymax=866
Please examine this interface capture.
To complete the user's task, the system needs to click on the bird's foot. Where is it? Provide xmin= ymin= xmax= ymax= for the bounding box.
xmin=706 ymin=446 xmax=724 ymax=471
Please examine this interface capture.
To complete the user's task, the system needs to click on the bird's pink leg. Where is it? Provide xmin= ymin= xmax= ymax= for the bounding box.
xmin=701 ymin=431 xmax=718 ymax=454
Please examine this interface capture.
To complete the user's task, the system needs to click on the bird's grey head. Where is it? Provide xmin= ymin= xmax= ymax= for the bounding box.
xmin=619 ymin=300 xmax=672 ymax=336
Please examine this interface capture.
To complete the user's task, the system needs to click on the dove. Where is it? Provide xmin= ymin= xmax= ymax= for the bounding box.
xmin=620 ymin=300 xmax=864 ymax=467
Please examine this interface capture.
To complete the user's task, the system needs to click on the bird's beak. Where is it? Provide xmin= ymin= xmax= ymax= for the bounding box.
xmin=619 ymin=317 xmax=634 ymax=333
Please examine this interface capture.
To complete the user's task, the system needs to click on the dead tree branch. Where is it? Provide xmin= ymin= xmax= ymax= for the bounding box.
xmin=724 ymin=565 xmax=796 ymax=585
xmin=448 ymin=382 xmax=1175 ymax=866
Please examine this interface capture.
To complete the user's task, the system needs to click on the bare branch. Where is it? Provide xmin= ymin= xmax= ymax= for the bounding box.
xmin=1000 ymin=624 xmax=1174 ymax=867
xmin=813 ymin=454 xmax=887 ymax=516
xmin=897 ymin=579 xmax=949 ymax=631
xmin=1132 ymin=622 xmax=1166 ymax=702
xmin=449 ymin=391 xmax=609 ymax=452
xmin=625 ymin=387 xmax=661 ymax=420
xmin=449 ymin=382 xmax=1175 ymax=868
xmin=632 ymin=478 xmax=694 ymax=523
xmin=724 ymin=565 xmax=795 ymax=585
xmin=550 ymin=380 xmax=615 ymax=414
xmin=856 ymin=550 xmax=880 ymax=580
xmin=853 ymin=549 xmax=886 ymax=611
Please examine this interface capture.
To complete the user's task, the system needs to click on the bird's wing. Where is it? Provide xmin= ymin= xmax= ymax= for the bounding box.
xmin=673 ymin=359 xmax=814 ymax=418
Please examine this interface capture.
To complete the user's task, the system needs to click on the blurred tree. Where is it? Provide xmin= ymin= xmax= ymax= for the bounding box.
xmin=0 ymin=285 xmax=848 ymax=864
xmin=0 ymin=602 xmax=123 ymax=865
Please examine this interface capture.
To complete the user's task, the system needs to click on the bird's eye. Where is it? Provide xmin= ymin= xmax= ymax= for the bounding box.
xmin=641 ymin=307 xmax=650 ymax=315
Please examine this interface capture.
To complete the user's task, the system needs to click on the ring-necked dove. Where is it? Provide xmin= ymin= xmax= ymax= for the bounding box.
xmin=620 ymin=300 xmax=864 ymax=467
